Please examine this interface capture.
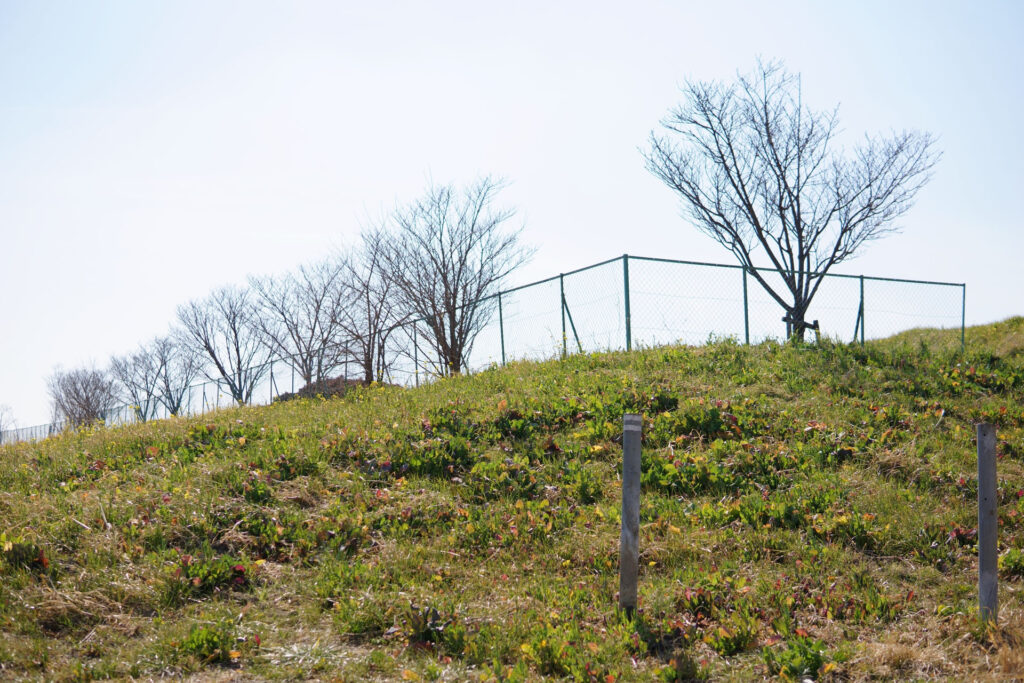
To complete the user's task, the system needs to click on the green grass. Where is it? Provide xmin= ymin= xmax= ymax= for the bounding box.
xmin=2 ymin=322 xmax=1024 ymax=680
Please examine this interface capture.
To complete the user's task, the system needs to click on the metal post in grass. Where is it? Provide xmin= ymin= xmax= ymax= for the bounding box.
xmin=977 ymin=422 xmax=998 ymax=623
xmin=619 ymin=413 xmax=642 ymax=617
xmin=560 ymin=273 xmax=567 ymax=359
xmin=623 ymin=254 xmax=632 ymax=352
xmin=742 ymin=266 xmax=750 ymax=345
xmin=498 ymin=291 xmax=506 ymax=366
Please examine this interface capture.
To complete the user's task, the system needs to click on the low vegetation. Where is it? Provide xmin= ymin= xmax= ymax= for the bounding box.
xmin=1 ymin=320 xmax=1023 ymax=680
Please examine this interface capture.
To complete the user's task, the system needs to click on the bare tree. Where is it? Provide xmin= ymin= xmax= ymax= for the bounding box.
xmin=383 ymin=177 xmax=533 ymax=375
xmin=0 ymin=404 xmax=15 ymax=444
xmin=338 ymin=229 xmax=408 ymax=384
xmin=176 ymin=286 xmax=272 ymax=404
xmin=110 ymin=347 xmax=161 ymax=422
xmin=47 ymin=366 xmax=119 ymax=427
xmin=644 ymin=61 xmax=938 ymax=340
xmin=249 ymin=260 xmax=348 ymax=388
xmin=151 ymin=335 xmax=202 ymax=416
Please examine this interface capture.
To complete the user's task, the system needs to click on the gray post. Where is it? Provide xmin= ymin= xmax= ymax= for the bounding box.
xmin=619 ymin=413 xmax=642 ymax=616
xmin=978 ymin=423 xmax=998 ymax=623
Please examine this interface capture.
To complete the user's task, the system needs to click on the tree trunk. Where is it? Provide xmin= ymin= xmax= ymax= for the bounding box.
xmin=788 ymin=301 xmax=809 ymax=342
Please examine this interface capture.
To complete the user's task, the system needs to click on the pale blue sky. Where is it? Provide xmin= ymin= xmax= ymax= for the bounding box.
xmin=2 ymin=1 xmax=1022 ymax=426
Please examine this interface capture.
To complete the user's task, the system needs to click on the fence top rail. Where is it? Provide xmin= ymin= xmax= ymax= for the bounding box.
xmin=624 ymin=255 xmax=964 ymax=288
xmin=489 ymin=255 xmax=626 ymax=299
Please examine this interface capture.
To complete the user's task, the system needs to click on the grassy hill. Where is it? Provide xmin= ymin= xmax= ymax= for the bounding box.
xmin=2 ymin=323 xmax=1023 ymax=681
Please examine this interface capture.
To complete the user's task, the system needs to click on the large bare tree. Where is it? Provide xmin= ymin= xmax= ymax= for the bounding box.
xmin=249 ymin=260 xmax=348 ymax=388
xmin=384 ymin=177 xmax=533 ymax=376
xmin=47 ymin=366 xmax=119 ymax=427
xmin=176 ymin=286 xmax=272 ymax=404
xmin=338 ymin=230 xmax=407 ymax=384
xmin=644 ymin=61 xmax=938 ymax=339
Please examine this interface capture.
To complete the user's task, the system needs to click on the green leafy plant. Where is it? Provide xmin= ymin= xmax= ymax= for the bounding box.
xmin=1000 ymin=547 xmax=1024 ymax=577
xmin=178 ymin=620 xmax=239 ymax=665
xmin=762 ymin=635 xmax=833 ymax=680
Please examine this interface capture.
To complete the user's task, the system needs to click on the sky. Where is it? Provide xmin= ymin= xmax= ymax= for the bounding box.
xmin=1 ymin=0 xmax=1022 ymax=427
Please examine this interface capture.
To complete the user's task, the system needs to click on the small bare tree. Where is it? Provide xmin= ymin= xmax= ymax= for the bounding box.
xmin=644 ymin=61 xmax=938 ymax=339
xmin=0 ymin=404 xmax=15 ymax=444
xmin=176 ymin=286 xmax=272 ymax=404
xmin=384 ymin=177 xmax=533 ymax=375
xmin=151 ymin=335 xmax=202 ymax=416
xmin=110 ymin=347 xmax=161 ymax=422
xmin=336 ymin=230 xmax=408 ymax=384
xmin=48 ymin=366 xmax=119 ymax=427
xmin=249 ymin=260 xmax=348 ymax=388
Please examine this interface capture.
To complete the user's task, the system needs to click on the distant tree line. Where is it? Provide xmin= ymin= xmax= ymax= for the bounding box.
xmin=46 ymin=177 xmax=532 ymax=427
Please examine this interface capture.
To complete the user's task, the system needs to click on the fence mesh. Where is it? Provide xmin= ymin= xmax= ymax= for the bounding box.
xmin=0 ymin=254 xmax=965 ymax=446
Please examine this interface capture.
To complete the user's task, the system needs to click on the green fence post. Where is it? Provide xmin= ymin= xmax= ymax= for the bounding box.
xmin=499 ymin=291 xmax=506 ymax=366
xmin=560 ymin=273 xmax=567 ymax=359
xmin=961 ymin=284 xmax=967 ymax=353
xmin=413 ymin=325 xmax=419 ymax=387
xmin=859 ymin=275 xmax=865 ymax=345
xmin=623 ymin=254 xmax=632 ymax=352
xmin=742 ymin=266 xmax=750 ymax=345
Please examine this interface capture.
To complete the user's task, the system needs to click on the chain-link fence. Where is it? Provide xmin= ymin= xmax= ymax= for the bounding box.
xmin=0 ymin=254 xmax=965 ymax=446
xmin=455 ymin=255 xmax=964 ymax=372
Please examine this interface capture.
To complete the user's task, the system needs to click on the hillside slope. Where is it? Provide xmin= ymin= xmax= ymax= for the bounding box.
xmin=2 ymin=324 xmax=1023 ymax=681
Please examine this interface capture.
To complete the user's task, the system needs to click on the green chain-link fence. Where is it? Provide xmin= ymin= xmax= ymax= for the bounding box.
xmin=446 ymin=254 xmax=965 ymax=376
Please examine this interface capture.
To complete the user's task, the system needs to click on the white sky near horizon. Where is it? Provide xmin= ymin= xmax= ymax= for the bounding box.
xmin=1 ymin=0 xmax=1022 ymax=427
